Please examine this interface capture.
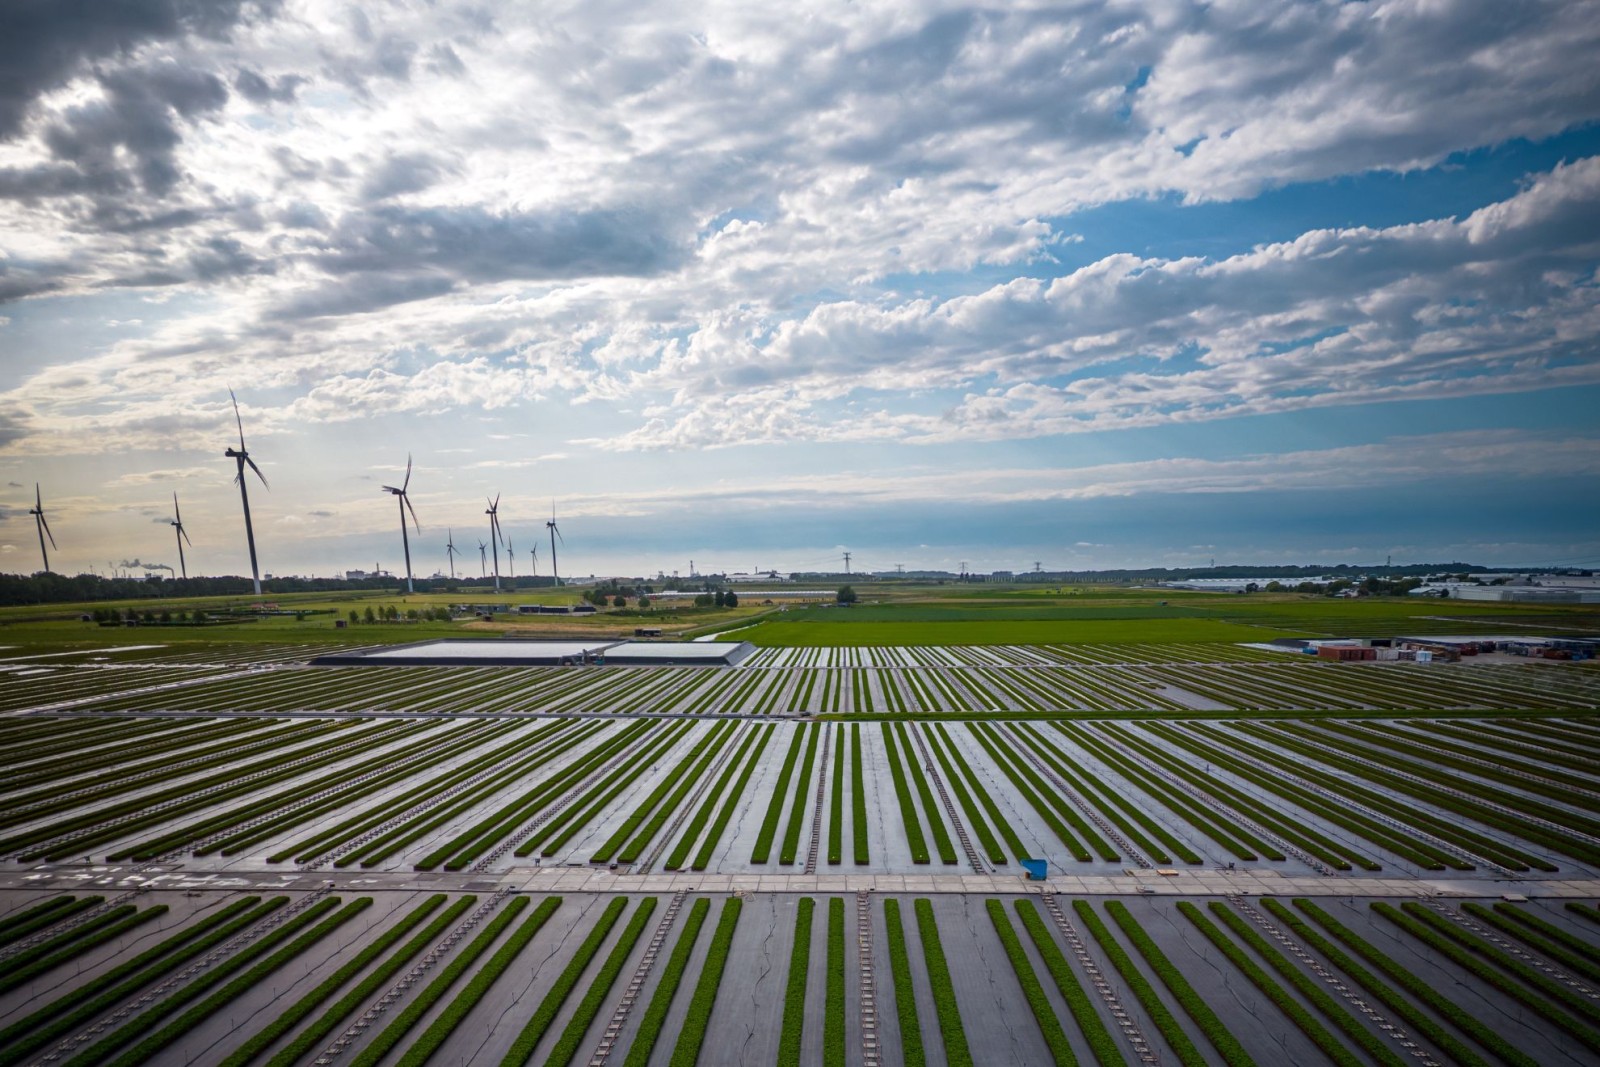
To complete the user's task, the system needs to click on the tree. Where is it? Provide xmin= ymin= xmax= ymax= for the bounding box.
xmin=694 ymin=593 xmax=714 ymax=608
xmin=612 ymin=595 xmax=626 ymax=608
xmin=363 ymin=606 xmax=376 ymax=624
xmin=836 ymin=585 xmax=857 ymax=605
xmin=349 ymin=609 xmax=360 ymax=625
xmin=724 ymin=589 xmax=738 ymax=608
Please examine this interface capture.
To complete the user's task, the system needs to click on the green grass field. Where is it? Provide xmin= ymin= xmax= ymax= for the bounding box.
xmin=741 ymin=617 xmax=1303 ymax=647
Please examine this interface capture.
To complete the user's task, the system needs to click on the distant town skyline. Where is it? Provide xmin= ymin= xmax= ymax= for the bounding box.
xmin=3 ymin=3 xmax=1598 ymax=578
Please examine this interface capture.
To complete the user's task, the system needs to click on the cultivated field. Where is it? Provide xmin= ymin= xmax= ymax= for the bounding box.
xmin=2 ymin=589 xmax=1598 ymax=1065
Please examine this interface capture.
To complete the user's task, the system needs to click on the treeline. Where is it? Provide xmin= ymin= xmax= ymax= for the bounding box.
xmin=0 ymin=572 xmax=430 ymax=608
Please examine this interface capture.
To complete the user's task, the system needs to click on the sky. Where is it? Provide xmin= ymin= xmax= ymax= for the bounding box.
xmin=2 ymin=0 xmax=1599 ymax=581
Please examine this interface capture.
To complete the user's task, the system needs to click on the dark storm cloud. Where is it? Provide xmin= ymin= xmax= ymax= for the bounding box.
xmin=233 ymin=68 xmax=301 ymax=104
xmin=0 ymin=408 xmax=32 ymax=450
xmin=0 ymin=0 xmax=279 ymax=140
xmin=359 ymin=152 xmax=455 ymax=201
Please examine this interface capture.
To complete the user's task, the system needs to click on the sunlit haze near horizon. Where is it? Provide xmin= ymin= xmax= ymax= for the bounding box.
xmin=3 ymin=1 xmax=1599 ymax=580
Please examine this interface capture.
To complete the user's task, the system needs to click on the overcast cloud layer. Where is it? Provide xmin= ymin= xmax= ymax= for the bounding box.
xmin=2 ymin=0 xmax=1598 ymax=576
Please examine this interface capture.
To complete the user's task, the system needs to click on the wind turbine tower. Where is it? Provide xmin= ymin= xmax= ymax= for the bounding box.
xmin=546 ymin=503 xmax=563 ymax=586
xmin=485 ymin=495 xmax=504 ymax=591
xmin=381 ymin=454 xmax=421 ymax=593
xmin=506 ymin=540 xmax=515 ymax=583
xmin=170 ymin=493 xmax=192 ymax=579
xmin=445 ymin=529 xmax=459 ymax=580
xmin=842 ymin=551 xmax=851 ymax=575
xmin=223 ymin=390 xmax=268 ymax=595
xmin=478 ymin=540 xmax=488 ymax=577
xmin=529 ymin=542 xmax=539 ymax=578
xmin=28 ymin=484 xmax=56 ymax=574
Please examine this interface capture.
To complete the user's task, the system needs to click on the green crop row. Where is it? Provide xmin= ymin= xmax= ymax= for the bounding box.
xmin=1221 ymin=722 xmax=1540 ymax=871
xmin=778 ymin=898 xmax=815 ymax=1067
xmin=350 ymin=895 xmax=543 ymax=1067
xmin=1055 ymin=722 xmax=1262 ymax=861
xmin=692 ymin=726 xmax=775 ymax=870
xmin=826 ymin=898 xmax=846 ymax=1067
xmin=258 ymin=895 xmax=477 ymax=1067
xmin=219 ymin=893 xmax=450 ymax=1067
xmin=543 ymin=898 xmax=658 ymax=1067
xmin=0 ymin=904 xmax=167 ymax=994
xmin=880 ymin=723 xmax=929 ymax=864
xmin=1258 ymin=899 xmax=1496 ymax=1067
xmin=525 ymin=723 xmax=695 ymax=858
xmin=1290 ymin=898 xmax=1535 ymax=1067
xmin=613 ymin=725 xmax=735 ymax=864
xmin=1075 ymin=900 xmax=1213 ymax=1067
xmin=1565 ymin=902 xmax=1600 ymax=925
xmin=1374 ymin=902 xmax=1600 ymax=1045
xmin=1206 ymin=902 xmax=1407 ymax=1067
xmin=664 ymin=724 xmax=763 ymax=870
xmin=590 ymin=724 xmax=725 ymax=861
xmin=968 ymin=723 xmax=1097 ymax=861
xmin=498 ymin=897 xmax=628 ymax=1065
xmin=620 ymin=898 xmax=711 ymax=1067
xmin=0 ymin=895 xmax=101 ymax=944
xmin=0 ymin=897 xmax=275 ymax=1067
xmin=66 ymin=896 xmax=359 ymax=1067
xmin=913 ymin=899 xmax=972 ymax=1067
xmin=921 ymin=725 xmax=1005 ymax=864
xmin=985 ymin=901 xmax=1075 ymax=1066
xmin=1464 ymin=903 xmax=1600 ymax=984
xmin=1012 ymin=723 xmax=1191 ymax=864
xmin=750 ymin=727 xmax=810 ymax=862
xmin=882 ymin=899 xmax=926 ymax=1067
xmin=1176 ymin=901 xmax=1366 ymax=1067
xmin=828 ymin=726 xmax=845 ymax=865
xmin=667 ymin=896 xmax=742 ymax=1067
xmin=896 ymin=724 xmax=959 ymax=864
xmin=850 ymin=724 xmax=869 ymax=864
xmin=928 ymin=723 xmax=1024 ymax=863
xmin=779 ymin=721 xmax=824 ymax=864
xmin=1147 ymin=722 xmax=1445 ymax=870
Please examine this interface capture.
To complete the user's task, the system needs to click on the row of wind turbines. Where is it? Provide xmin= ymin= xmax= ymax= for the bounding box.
xmin=21 ymin=391 xmax=568 ymax=595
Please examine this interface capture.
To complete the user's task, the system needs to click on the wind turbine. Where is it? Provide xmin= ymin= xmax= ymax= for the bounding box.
xmin=506 ymin=539 xmax=515 ymax=584
xmin=529 ymin=542 xmax=539 ymax=578
xmin=381 ymin=454 xmax=421 ymax=593
xmin=224 ymin=389 xmax=268 ymax=595
xmin=545 ymin=502 xmax=563 ymax=587
xmin=28 ymin=484 xmax=56 ymax=574
xmin=485 ymin=494 xmax=504 ymax=592
xmin=170 ymin=493 xmax=192 ymax=579
xmin=445 ymin=529 xmax=459 ymax=580
xmin=478 ymin=540 xmax=488 ymax=577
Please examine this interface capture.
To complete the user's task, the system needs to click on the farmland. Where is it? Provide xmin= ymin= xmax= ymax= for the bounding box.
xmin=2 ymin=588 xmax=1598 ymax=1064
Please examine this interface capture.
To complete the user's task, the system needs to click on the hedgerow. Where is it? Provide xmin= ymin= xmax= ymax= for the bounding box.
xmin=1259 ymin=898 xmax=1495 ymax=1067
xmin=778 ymin=898 xmax=815 ymax=1067
xmin=826 ymin=898 xmax=846 ymax=1067
xmin=1074 ymin=900 xmax=1210 ymax=1066
xmin=882 ymin=899 xmax=925 ymax=1067
xmin=620 ymin=898 xmax=710 ymax=1067
xmin=0 ymin=904 xmax=168 ymax=994
xmin=66 ymin=896 xmax=360 ymax=1067
xmin=828 ymin=726 xmax=845 ymax=864
xmin=350 ymin=895 xmax=541 ymax=1067
xmin=498 ymin=897 xmax=628 ymax=1065
xmin=986 ymin=901 xmax=1075 ymax=1065
xmin=693 ymin=726 xmax=774 ymax=870
xmin=1565 ymin=901 xmax=1600 ymax=926
xmin=1292 ymin=899 xmax=1535 ymax=1067
xmin=1176 ymin=901 xmax=1365 ymax=1067
xmin=0 ymin=896 xmax=78 ymax=945
xmin=921 ymin=725 xmax=1005 ymax=864
xmin=0 ymin=896 xmax=101 ymax=945
xmin=542 ymin=898 xmax=659 ymax=1067
xmin=913 ymin=899 xmax=972 ymax=1067
xmin=967 ymin=723 xmax=1095 ymax=861
xmin=526 ymin=724 xmax=696 ymax=857
xmin=880 ymin=724 xmax=930 ymax=864
xmin=218 ymin=893 xmax=449 ymax=1067
xmin=930 ymin=722 xmax=1024 ymax=861
xmin=667 ymin=896 xmax=742 ymax=1067
xmin=259 ymin=895 xmax=477 ymax=1067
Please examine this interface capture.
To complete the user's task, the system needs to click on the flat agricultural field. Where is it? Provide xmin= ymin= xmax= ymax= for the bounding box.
xmin=2 ymin=595 xmax=1598 ymax=1066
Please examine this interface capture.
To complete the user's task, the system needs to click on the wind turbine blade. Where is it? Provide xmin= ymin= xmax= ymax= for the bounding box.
xmin=403 ymin=453 xmax=412 ymax=492
xmin=173 ymin=492 xmax=182 ymax=524
xmin=404 ymin=494 xmax=421 ymax=532
xmin=180 ymin=526 xmax=193 ymax=547
xmin=229 ymin=389 xmax=246 ymax=449
xmin=494 ymin=492 xmax=500 ymax=510
xmin=36 ymin=483 xmax=43 ymax=508
xmin=554 ymin=524 xmax=564 ymax=545
xmin=245 ymin=455 xmax=269 ymax=489
xmin=40 ymin=513 xmax=57 ymax=549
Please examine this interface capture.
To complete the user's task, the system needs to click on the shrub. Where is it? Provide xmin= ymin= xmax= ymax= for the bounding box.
xmin=667 ymin=897 xmax=742 ymax=1067
xmin=882 ymin=900 xmax=925 ymax=1067
xmin=986 ymin=901 xmax=1075 ymax=1065
xmin=541 ymin=898 xmax=659 ymax=1067
xmin=751 ymin=726 xmax=809 ymax=863
xmin=778 ymin=899 xmax=815 ymax=1067
xmin=913 ymin=899 xmax=972 ymax=1067
xmin=499 ymin=898 xmax=628 ymax=1065
xmin=826 ymin=898 xmax=846 ymax=1067
xmin=621 ymin=899 xmax=711 ymax=1067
